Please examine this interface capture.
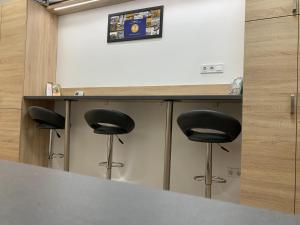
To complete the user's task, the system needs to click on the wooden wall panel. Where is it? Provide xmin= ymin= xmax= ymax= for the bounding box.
xmin=246 ymin=0 xmax=296 ymax=21
xmin=0 ymin=0 xmax=27 ymax=109
xmin=0 ymin=109 xmax=21 ymax=162
xmin=19 ymin=0 xmax=58 ymax=166
xmin=24 ymin=0 xmax=58 ymax=96
xmin=240 ymin=16 xmax=298 ymax=213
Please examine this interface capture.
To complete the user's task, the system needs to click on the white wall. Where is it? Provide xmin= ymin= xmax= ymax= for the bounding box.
xmin=53 ymin=0 xmax=245 ymax=204
xmin=56 ymin=0 xmax=245 ymax=87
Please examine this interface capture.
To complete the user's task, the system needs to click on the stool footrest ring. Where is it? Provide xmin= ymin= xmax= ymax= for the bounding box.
xmin=194 ymin=175 xmax=226 ymax=183
xmin=49 ymin=153 xmax=64 ymax=160
xmin=99 ymin=162 xmax=124 ymax=168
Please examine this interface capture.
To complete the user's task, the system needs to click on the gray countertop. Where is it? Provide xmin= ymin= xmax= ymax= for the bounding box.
xmin=0 ymin=160 xmax=297 ymax=225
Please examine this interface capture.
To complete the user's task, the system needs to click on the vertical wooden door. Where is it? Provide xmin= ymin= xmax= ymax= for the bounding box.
xmin=295 ymin=16 xmax=300 ymax=214
xmin=0 ymin=109 xmax=21 ymax=161
xmin=0 ymin=0 xmax=27 ymax=109
xmin=241 ymin=16 xmax=298 ymax=213
xmin=246 ymin=0 xmax=297 ymax=21
xmin=0 ymin=0 xmax=27 ymax=161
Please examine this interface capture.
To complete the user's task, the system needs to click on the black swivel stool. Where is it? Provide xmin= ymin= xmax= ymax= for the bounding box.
xmin=177 ymin=110 xmax=241 ymax=199
xmin=28 ymin=106 xmax=65 ymax=166
xmin=84 ymin=109 xmax=135 ymax=180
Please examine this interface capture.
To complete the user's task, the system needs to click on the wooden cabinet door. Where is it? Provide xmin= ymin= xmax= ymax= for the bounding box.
xmin=0 ymin=109 xmax=21 ymax=161
xmin=295 ymin=15 xmax=300 ymax=214
xmin=246 ymin=0 xmax=296 ymax=21
xmin=0 ymin=0 xmax=27 ymax=109
xmin=241 ymin=16 xmax=298 ymax=213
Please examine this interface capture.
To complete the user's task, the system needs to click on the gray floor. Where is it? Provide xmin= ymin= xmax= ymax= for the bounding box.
xmin=0 ymin=160 xmax=298 ymax=225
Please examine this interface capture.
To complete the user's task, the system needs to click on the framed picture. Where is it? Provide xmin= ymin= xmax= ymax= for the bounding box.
xmin=107 ymin=6 xmax=164 ymax=43
xmin=45 ymin=82 xmax=53 ymax=96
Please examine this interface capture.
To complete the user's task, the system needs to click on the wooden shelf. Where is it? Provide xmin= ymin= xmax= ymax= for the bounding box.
xmin=47 ymin=0 xmax=134 ymax=16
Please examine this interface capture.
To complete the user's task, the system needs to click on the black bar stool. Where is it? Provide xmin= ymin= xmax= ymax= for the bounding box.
xmin=28 ymin=106 xmax=65 ymax=166
xmin=84 ymin=109 xmax=135 ymax=180
xmin=177 ymin=110 xmax=241 ymax=199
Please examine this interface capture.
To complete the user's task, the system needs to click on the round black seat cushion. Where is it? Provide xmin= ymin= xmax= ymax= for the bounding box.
xmin=177 ymin=110 xmax=241 ymax=143
xmin=28 ymin=106 xmax=65 ymax=129
xmin=84 ymin=109 xmax=135 ymax=135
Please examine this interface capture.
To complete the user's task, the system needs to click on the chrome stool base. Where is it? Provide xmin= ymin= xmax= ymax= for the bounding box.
xmin=99 ymin=162 xmax=124 ymax=168
xmin=49 ymin=153 xmax=64 ymax=160
xmin=194 ymin=176 xmax=226 ymax=183
xmin=48 ymin=129 xmax=64 ymax=168
xmin=199 ymin=143 xmax=227 ymax=198
xmin=99 ymin=135 xmax=125 ymax=180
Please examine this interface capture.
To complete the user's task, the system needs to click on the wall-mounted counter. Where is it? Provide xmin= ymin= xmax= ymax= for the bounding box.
xmin=22 ymin=94 xmax=242 ymax=191
xmin=24 ymin=95 xmax=242 ymax=101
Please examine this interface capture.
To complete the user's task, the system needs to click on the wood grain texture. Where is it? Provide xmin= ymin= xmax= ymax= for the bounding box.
xmin=19 ymin=0 xmax=58 ymax=166
xmin=0 ymin=0 xmax=27 ymax=109
xmin=0 ymin=5 xmax=2 ymax=34
xmin=24 ymin=0 xmax=58 ymax=96
xmin=47 ymin=0 xmax=134 ymax=16
xmin=240 ymin=16 xmax=298 ymax=213
xmin=295 ymin=15 xmax=300 ymax=214
xmin=61 ymin=84 xmax=232 ymax=96
xmin=19 ymin=100 xmax=54 ymax=167
xmin=246 ymin=0 xmax=295 ymax=21
xmin=0 ymin=109 xmax=21 ymax=162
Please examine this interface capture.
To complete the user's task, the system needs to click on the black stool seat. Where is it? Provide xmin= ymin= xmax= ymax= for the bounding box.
xmin=177 ymin=110 xmax=241 ymax=143
xmin=84 ymin=109 xmax=135 ymax=135
xmin=28 ymin=106 xmax=65 ymax=129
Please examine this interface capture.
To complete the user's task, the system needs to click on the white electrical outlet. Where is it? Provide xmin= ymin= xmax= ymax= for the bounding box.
xmin=201 ymin=63 xmax=224 ymax=74
xmin=227 ymin=167 xmax=241 ymax=178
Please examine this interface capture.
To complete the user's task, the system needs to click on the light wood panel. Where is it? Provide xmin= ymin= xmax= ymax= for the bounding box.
xmin=19 ymin=0 xmax=59 ymax=166
xmin=0 ymin=0 xmax=27 ymax=39
xmin=240 ymin=16 xmax=298 ymax=213
xmin=0 ymin=0 xmax=58 ymax=164
xmin=295 ymin=15 xmax=300 ymax=214
xmin=24 ymin=0 xmax=58 ymax=96
xmin=0 ymin=0 xmax=27 ymax=109
xmin=19 ymin=100 xmax=54 ymax=167
xmin=0 ymin=109 xmax=21 ymax=162
xmin=61 ymin=84 xmax=231 ymax=96
xmin=0 ymin=5 xmax=2 ymax=36
xmin=246 ymin=0 xmax=296 ymax=21
xmin=47 ymin=0 xmax=133 ymax=16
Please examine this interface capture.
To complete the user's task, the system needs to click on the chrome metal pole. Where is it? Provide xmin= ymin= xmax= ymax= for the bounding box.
xmin=205 ymin=143 xmax=213 ymax=198
xmin=163 ymin=101 xmax=174 ymax=190
xmin=64 ymin=100 xmax=71 ymax=172
xmin=48 ymin=129 xmax=53 ymax=168
xmin=106 ymin=135 xmax=114 ymax=180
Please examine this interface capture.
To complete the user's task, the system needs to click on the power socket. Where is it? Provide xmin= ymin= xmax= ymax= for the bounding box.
xmin=201 ymin=63 xmax=224 ymax=74
xmin=227 ymin=167 xmax=241 ymax=178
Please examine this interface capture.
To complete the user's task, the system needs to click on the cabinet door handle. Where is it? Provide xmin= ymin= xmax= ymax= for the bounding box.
xmin=293 ymin=0 xmax=298 ymax=15
xmin=291 ymin=94 xmax=296 ymax=114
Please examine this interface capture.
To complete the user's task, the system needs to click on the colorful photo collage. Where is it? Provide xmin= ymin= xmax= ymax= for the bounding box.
xmin=108 ymin=6 xmax=163 ymax=42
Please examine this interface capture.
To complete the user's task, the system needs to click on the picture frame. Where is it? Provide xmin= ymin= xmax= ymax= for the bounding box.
xmin=46 ymin=82 xmax=53 ymax=96
xmin=107 ymin=6 xmax=164 ymax=43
